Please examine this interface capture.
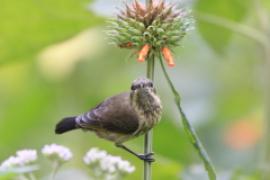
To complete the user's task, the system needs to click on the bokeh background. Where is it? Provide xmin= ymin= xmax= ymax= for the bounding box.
xmin=1 ymin=0 xmax=270 ymax=179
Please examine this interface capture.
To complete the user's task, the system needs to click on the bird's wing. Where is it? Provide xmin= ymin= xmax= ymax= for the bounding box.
xmin=78 ymin=92 xmax=140 ymax=134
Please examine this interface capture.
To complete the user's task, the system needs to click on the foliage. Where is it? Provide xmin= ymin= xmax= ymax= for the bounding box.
xmin=0 ymin=0 xmax=103 ymax=65
xmin=194 ymin=0 xmax=252 ymax=53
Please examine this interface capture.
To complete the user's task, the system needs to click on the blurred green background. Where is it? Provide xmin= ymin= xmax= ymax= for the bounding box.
xmin=1 ymin=0 xmax=270 ymax=179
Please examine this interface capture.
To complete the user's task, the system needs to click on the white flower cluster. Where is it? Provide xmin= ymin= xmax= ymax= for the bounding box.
xmin=100 ymin=155 xmax=135 ymax=174
xmin=84 ymin=148 xmax=135 ymax=177
xmin=0 ymin=145 xmax=134 ymax=180
xmin=83 ymin=148 xmax=107 ymax=165
xmin=0 ymin=150 xmax=37 ymax=170
xmin=41 ymin=144 xmax=73 ymax=162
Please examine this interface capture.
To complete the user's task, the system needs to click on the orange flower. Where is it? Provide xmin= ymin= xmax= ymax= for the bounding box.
xmin=162 ymin=47 xmax=175 ymax=67
xmin=137 ymin=44 xmax=151 ymax=62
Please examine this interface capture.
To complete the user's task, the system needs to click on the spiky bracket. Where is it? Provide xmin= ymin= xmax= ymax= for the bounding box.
xmin=107 ymin=0 xmax=193 ymax=67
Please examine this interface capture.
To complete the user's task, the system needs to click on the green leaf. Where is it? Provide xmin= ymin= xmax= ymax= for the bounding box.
xmin=0 ymin=0 xmax=103 ymax=65
xmin=194 ymin=0 xmax=251 ymax=53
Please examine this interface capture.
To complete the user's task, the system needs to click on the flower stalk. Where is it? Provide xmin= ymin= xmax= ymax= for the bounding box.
xmin=144 ymin=52 xmax=155 ymax=180
xmin=158 ymin=52 xmax=216 ymax=180
xmin=28 ymin=173 xmax=37 ymax=180
xmin=144 ymin=0 xmax=155 ymax=178
xmin=50 ymin=161 xmax=60 ymax=180
xmin=18 ymin=175 xmax=29 ymax=180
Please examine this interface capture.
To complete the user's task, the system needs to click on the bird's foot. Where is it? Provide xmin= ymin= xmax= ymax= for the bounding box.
xmin=138 ymin=152 xmax=155 ymax=163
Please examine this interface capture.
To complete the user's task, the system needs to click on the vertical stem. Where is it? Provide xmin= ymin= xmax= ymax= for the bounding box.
xmin=51 ymin=161 xmax=60 ymax=180
xmin=28 ymin=173 xmax=36 ymax=180
xmin=18 ymin=174 xmax=28 ymax=180
xmin=144 ymin=52 xmax=155 ymax=180
xmin=158 ymin=53 xmax=216 ymax=180
xmin=144 ymin=1 xmax=153 ymax=180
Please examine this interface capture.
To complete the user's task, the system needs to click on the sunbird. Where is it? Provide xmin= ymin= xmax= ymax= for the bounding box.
xmin=55 ymin=77 xmax=162 ymax=162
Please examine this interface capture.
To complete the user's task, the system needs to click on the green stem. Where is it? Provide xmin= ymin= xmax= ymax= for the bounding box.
xmin=144 ymin=52 xmax=155 ymax=180
xmin=28 ymin=173 xmax=36 ymax=180
xmin=51 ymin=161 xmax=60 ymax=180
xmin=158 ymin=52 xmax=216 ymax=180
xmin=18 ymin=174 xmax=28 ymax=180
xmin=144 ymin=1 xmax=154 ymax=180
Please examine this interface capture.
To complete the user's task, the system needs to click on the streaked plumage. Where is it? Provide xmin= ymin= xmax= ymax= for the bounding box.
xmin=55 ymin=77 xmax=162 ymax=161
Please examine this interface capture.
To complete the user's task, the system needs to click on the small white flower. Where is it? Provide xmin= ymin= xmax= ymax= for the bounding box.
xmin=99 ymin=155 xmax=120 ymax=173
xmin=117 ymin=160 xmax=135 ymax=174
xmin=0 ymin=149 xmax=37 ymax=170
xmin=0 ymin=156 xmax=21 ymax=170
xmin=16 ymin=150 xmax=37 ymax=165
xmin=42 ymin=144 xmax=72 ymax=162
xmin=83 ymin=148 xmax=107 ymax=165
xmin=100 ymin=155 xmax=135 ymax=174
xmin=83 ymin=147 xmax=135 ymax=178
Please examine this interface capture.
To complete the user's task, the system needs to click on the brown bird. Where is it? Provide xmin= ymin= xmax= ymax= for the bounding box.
xmin=55 ymin=77 xmax=162 ymax=162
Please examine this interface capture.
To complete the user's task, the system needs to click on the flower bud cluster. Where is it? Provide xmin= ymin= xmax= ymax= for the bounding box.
xmin=41 ymin=144 xmax=73 ymax=163
xmin=107 ymin=0 xmax=194 ymax=66
xmin=0 ymin=150 xmax=37 ymax=170
xmin=84 ymin=148 xmax=135 ymax=179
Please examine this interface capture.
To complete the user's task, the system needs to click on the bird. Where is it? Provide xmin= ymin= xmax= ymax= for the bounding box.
xmin=55 ymin=77 xmax=162 ymax=162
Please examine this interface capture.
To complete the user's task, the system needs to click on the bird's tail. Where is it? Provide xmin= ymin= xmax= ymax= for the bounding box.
xmin=55 ymin=117 xmax=77 ymax=134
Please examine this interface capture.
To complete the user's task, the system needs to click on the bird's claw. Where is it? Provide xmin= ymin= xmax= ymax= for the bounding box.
xmin=138 ymin=152 xmax=155 ymax=162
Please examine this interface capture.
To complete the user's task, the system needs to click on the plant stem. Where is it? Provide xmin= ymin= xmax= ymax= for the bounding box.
xmin=144 ymin=1 xmax=154 ymax=180
xmin=144 ymin=52 xmax=155 ymax=180
xmin=27 ymin=173 xmax=36 ymax=180
xmin=51 ymin=161 xmax=60 ymax=180
xmin=18 ymin=174 xmax=28 ymax=180
xmin=158 ymin=52 xmax=216 ymax=180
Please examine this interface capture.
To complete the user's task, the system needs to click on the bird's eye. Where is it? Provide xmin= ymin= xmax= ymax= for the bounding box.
xmin=131 ymin=85 xmax=136 ymax=90
xmin=148 ymin=82 xmax=153 ymax=87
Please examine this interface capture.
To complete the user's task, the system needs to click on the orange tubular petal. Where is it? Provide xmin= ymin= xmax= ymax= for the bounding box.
xmin=137 ymin=44 xmax=150 ymax=62
xmin=162 ymin=47 xmax=175 ymax=67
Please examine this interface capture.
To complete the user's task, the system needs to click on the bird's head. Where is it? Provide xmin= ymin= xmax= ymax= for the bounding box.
xmin=131 ymin=77 xmax=155 ymax=93
xmin=130 ymin=77 xmax=161 ymax=118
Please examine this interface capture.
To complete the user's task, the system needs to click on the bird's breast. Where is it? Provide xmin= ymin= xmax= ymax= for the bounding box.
xmin=131 ymin=91 xmax=162 ymax=136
